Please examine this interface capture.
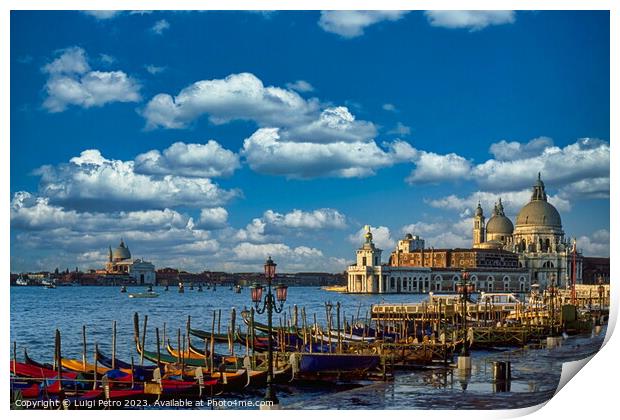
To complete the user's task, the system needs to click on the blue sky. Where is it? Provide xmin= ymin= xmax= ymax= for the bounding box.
xmin=10 ymin=10 xmax=610 ymax=273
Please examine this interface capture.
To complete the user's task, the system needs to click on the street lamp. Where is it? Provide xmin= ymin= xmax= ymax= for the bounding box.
xmin=456 ymin=270 xmax=474 ymax=357
xmin=250 ymin=256 xmax=288 ymax=406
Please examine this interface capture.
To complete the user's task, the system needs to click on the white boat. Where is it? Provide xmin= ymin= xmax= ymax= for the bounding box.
xmin=478 ymin=292 xmax=522 ymax=310
xmin=128 ymin=292 xmax=159 ymax=299
xmin=15 ymin=276 xmax=29 ymax=286
xmin=41 ymin=278 xmax=56 ymax=289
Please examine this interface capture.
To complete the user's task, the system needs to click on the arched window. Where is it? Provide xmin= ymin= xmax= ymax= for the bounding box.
xmin=487 ymin=276 xmax=494 ymax=291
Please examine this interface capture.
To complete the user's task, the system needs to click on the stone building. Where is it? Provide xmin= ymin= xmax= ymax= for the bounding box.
xmin=347 ymin=227 xmax=530 ymax=294
xmin=105 ymin=239 xmax=156 ymax=285
xmin=473 ymin=174 xmax=583 ymax=289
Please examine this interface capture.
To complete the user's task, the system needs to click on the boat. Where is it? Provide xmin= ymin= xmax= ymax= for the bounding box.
xmin=235 ymin=285 xmax=242 ymax=293
xmin=290 ymin=353 xmax=382 ymax=381
xmin=178 ymin=282 xmax=185 ymax=293
xmin=147 ymin=285 xmax=153 ymax=292
xmin=164 ymin=340 xmax=240 ymax=368
xmin=120 ymin=286 xmax=127 ymax=293
xmin=15 ymin=275 xmax=29 ymax=286
xmin=197 ymin=284 xmax=203 ymax=292
xmin=60 ymin=358 xmax=133 ymax=380
xmin=164 ymin=285 xmax=169 ymax=291
xmin=41 ymin=278 xmax=56 ymax=289
xmin=128 ymin=292 xmax=159 ymax=298
xmin=95 ymin=348 xmax=157 ymax=381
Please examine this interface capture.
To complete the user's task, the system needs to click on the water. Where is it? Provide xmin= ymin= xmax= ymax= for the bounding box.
xmin=10 ymin=286 xmax=423 ymax=362
xmin=10 ymin=286 xmax=604 ymax=409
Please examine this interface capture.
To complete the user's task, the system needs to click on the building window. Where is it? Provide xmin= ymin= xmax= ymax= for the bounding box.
xmin=362 ymin=257 xmax=367 ymax=266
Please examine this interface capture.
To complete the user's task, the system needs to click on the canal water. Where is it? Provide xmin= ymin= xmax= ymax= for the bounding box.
xmin=9 ymin=286 xmax=605 ymax=409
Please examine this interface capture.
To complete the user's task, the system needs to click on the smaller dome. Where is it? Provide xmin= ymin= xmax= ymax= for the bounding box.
xmin=405 ymin=233 xmax=413 ymax=240
xmin=486 ymin=215 xmax=514 ymax=235
xmin=475 ymin=202 xmax=483 ymax=217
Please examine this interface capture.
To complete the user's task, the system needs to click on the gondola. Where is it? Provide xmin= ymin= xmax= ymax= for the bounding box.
xmin=165 ymin=340 xmax=240 ymax=368
xmin=189 ymin=328 xmax=232 ymax=343
xmin=95 ymin=348 xmax=157 ymax=381
xmin=290 ymin=353 xmax=382 ymax=381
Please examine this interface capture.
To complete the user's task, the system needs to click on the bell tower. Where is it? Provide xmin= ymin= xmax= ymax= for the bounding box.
xmin=473 ymin=202 xmax=485 ymax=247
xmin=356 ymin=225 xmax=383 ymax=267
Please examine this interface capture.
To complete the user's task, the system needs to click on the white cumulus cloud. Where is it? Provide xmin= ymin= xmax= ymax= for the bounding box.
xmin=425 ymin=11 xmax=516 ymax=31
xmin=241 ymin=128 xmax=415 ymax=179
xmin=286 ymin=80 xmax=314 ymax=92
xmin=406 ymin=151 xmax=472 ymax=183
xmin=236 ymin=208 xmax=347 ymax=243
xmin=134 ymin=141 xmax=240 ymax=178
xmin=348 ymin=225 xmax=395 ymax=251
xmin=319 ymin=11 xmax=408 ymax=38
xmin=577 ymin=229 xmax=609 ymax=257
xmin=152 ymin=19 xmax=170 ymax=35
xmin=34 ymin=149 xmax=239 ymax=211
xmin=42 ymin=47 xmax=141 ymax=112
xmin=142 ymin=72 xmax=319 ymax=129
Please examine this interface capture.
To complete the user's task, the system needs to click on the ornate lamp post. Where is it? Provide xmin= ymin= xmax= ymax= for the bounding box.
xmin=250 ymin=257 xmax=288 ymax=406
xmin=456 ymin=270 xmax=474 ymax=358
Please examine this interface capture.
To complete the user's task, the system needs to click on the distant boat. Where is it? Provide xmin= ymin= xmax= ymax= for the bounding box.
xmin=41 ymin=278 xmax=56 ymax=289
xmin=120 ymin=285 xmax=127 ymax=293
xmin=197 ymin=284 xmax=203 ymax=292
xmin=164 ymin=285 xmax=169 ymax=291
xmin=15 ymin=276 xmax=28 ymax=286
xmin=212 ymin=283 xmax=217 ymax=291
xmin=178 ymin=282 xmax=185 ymax=293
xmin=235 ymin=285 xmax=242 ymax=294
xmin=189 ymin=283 xmax=194 ymax=290
xmin=128 ymin=292 xmax=159 ymax=299
xmin=147 ymin=285 xmax=153 ymax=292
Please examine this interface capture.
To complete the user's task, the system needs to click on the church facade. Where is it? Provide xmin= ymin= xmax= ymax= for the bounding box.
xmin=105 ymin=239 xmax=156 ymax=285
xmin=472 ymin=174 xmax=582 ymax=289
xmin=347 ymin=175 xmax=580 ymax=294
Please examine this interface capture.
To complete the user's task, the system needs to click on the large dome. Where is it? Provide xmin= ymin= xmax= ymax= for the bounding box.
xmin=516 ymin=200 xmax=562 ymax=227
xmin=112 ymin=239 xmax=131 ymax=261
xmin=486 ymin=215 xmax=514 ymax=234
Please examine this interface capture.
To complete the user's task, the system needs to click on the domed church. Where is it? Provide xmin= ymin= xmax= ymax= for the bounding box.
xmin=473 ymin=174 xmax=582 ymax=288
xmin=105 ymin=238 xmax=156 ymax=285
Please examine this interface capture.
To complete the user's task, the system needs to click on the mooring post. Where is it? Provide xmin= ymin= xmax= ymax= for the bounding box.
xmin=177 ymin=328 xmax=182 ymax=363
xmin=156 ymin=327 xmax=161 ymax=366
xmin=187 ymin=315 xmax=191 ymax=354
xmin=82 ymin=325 xmax=87 ymax=371
xmin=55 ymin=329 xmax=63 ymax=390
xmin=12 ymin=341 xmax=17 ymax=378
xmin=209 ymin=323 xmax=215 ymax=376
xmin=112 ymin=320 xmax=117 ymax=370
xmin=133 ymin=312 xmax=140 ymax=348
xmin=140 ymin=315 xmax=148 ymax=366
xmin=93 ymin=343 xmax=98 ymax=390
xmin=250 ymin=307 xmax=255 ymax=360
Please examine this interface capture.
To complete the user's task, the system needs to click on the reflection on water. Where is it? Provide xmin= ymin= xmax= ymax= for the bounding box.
xmin=10 ymin=286 xmax=604 ymax=409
